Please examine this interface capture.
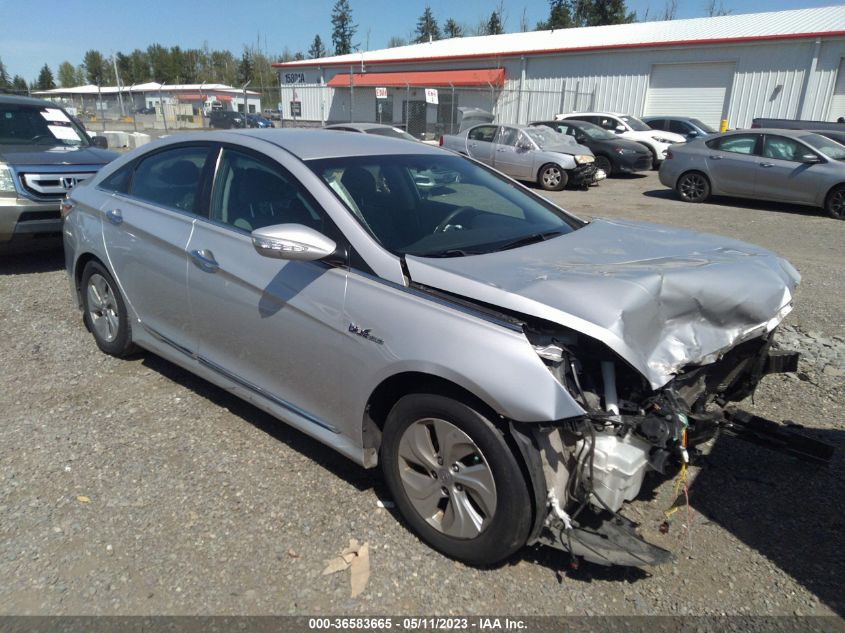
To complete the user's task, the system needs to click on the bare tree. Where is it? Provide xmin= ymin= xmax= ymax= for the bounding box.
xmin=662 ymin=0 xmax=677 ymax=20
xmin=706 ymin=0 xmax=732 ymax=16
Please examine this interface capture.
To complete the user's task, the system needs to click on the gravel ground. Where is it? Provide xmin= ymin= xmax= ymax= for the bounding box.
xmin=0 ymin=171 xmax=843 ymax=617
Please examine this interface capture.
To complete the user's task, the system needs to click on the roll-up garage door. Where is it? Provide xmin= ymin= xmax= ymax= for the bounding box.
xmin=645 ymin=62 xmax=735 ymax=128
xmin=828 ymin=59 xmax=845 ymax=121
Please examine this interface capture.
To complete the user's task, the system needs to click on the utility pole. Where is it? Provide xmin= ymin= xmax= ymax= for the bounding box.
xmin=112 ymin=52 xmax=125 ymax=116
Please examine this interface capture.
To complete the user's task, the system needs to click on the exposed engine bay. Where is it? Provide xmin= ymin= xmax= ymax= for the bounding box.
xmin=512 ymin=322 xmax=834 ymax=568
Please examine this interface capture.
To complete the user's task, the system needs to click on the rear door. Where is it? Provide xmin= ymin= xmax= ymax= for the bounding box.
xmin=493 ymin=127 xmax=534 ymax=180
xmin=704 ymin=133 xmax=760 ymax=196
xmin=465 ymin=125 xmax=498 ymax=165
xmin=102 ymin=143 xmax=212 ymax=350
xmin=754 ymin=134 xmax=823 ymax=205
xmin=185 ymin=144 xmax=351 ymax=431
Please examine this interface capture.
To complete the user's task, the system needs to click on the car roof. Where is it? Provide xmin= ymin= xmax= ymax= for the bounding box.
xmin=158 ymin=128 xmax=444 ymax=160
xmin=0 ymin=93 xmax=63 ymax=108
xmin=561 ymin=112 xmax=628 ymax=117
xmin=325 ymin=122 xmax=401 ymax=132
xmin=641 ymin=116 xmax=696 ymax=121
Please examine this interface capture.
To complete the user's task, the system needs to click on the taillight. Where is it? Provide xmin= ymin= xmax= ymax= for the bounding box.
xmin=665 ymin=149 xmax=673 ymax=160
xmin=438 ymin=136 xmax=443 ymax=146
xmin=60 ymin=199 xmax=76 ymax=218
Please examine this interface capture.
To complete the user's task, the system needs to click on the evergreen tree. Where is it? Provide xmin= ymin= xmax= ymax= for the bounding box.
xmin=83 ymin=50 xmax=107 ymax=85
xmin=414 ymin=6 xmax=441 ymax=43
xmin=12 ymin=75 xmax=27 ymax=93
xmin=443 ymin=19 xmax=463 ymax=38
xmin=537 ymin=0 xmax=574 ymax=29
xmin=387 ymin=36 xmax=408 ymax=48
xmin=0 ymin=57 xmax=10 ymax=89
xmin=36 ymin=64 xmax=55 ymax=90
xmin=331 ymin=0 xmax=357 ymax=55
xmin=237 ymin=49 xmax=254 ymax=85
xmin=585 ymin=0 xmax=636 ymax=25
xmin=486 ymin=10 xmax=504 ymax=35
xmin=58 ymin=61 xmax=77 ymax=87
xmin=308 ymin=34 xmax=327 ymax=59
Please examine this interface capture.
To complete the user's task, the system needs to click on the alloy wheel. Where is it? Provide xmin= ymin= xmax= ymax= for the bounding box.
xmin=396 ymin=417 xmax=497 ymax=539
xmin=679 ymin=173 xmax=708 ymax=201
xmin=86 ymin=273 xmax=120 ymax=343
xmin=828 ymin=189 xmax=845 ymax=219
xmin=541 ymin=166 xmax=562 ymax=188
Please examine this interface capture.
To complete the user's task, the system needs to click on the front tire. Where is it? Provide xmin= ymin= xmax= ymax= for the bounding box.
xmin=594 ymin=155 xmax=612 ymax=176
xmin=538 ymin=164 xmax=568 ymax=191
xmin=825 ymin=185 xmax=845 ymax=219
xmin=80 ymin=261 xmax=134 ymax=357
xmin=676 ymin=171 xmax=711 ymax=203
xmin=381 ymin=394 xmax=532 ymax=566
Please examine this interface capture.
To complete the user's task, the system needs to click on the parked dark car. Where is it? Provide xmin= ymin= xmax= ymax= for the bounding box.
xmin=246 ymin=114 xmax=274 ymax=129
xmin=135 ymin=106 xmax=156 ymax=115
xmin=642 ymin=116 xmax=718 ymax=140
xmin=751 ymin=117 xmax=845 ymax=146
xmin=531 ymin=120 xmax=652 ymax=176
xmin=209 ymin=111 xmax=245 ymax=129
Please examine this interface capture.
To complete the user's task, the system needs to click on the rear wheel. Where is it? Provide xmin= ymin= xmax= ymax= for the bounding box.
xmin=594 ymin=155 xmax=612 ymax=176
xmin=825 ymin=185 xmax=845 ymax=219
xmin=80 ymin=261 xmax=134 ymax=357
xmin=676 ymin=171 xmax=711 ymax=203
xmin=381 ymin=394 xmax=532 ymax=566
xmin=538 ymin=164 xmax=568 ymax=191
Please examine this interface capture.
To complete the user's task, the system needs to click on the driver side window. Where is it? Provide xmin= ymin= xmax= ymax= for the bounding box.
xmin=210 ymin=149 xmax=326 ymax=233
xmin=467 ymin=126 xmax=498 ymax=142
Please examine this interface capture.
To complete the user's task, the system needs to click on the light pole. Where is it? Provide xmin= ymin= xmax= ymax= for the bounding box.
xmin=242 ymin=79 xmax=251 ymax=125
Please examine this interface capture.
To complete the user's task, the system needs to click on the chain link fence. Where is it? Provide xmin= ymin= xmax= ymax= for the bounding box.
xmin=277 ymin=83 xmax=595 ymax=140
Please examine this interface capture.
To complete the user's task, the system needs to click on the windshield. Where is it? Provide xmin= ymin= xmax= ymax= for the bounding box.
xmin=0 ymin=103 xmax=90 ymax=147
xmin=802 ymin=133 xmax=845 ymax=160
xmin=573 ymin=121 xmax=616 ymax=140
xmin=308 ymin=154 xmax=582 ymax=257
xmin=523 ymin=127 xmax=565 ymax=147
xmin=366 ymin=127 xmax=418 ymax=141
xmin=620 ymin=115 xmax=650 ymax=132
xmin=689 ymin=118 xmax=718 ymax=134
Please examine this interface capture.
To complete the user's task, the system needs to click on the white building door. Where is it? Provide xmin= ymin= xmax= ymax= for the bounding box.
xmin=645 ymin=62 xmax=735 ymax=128
xmin=828 ymin=58 xmax=845 ymax=121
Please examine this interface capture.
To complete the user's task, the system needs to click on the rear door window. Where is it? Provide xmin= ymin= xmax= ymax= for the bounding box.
xmin=129 ymin=145 xmax=210 ymax=213
xmin=467 ymin=126 xmax=498 ymax=142
xmin=711 ymin=134 xmax=759 ymax=155
xmin=761 ymin=135 xmax=805 ymax=162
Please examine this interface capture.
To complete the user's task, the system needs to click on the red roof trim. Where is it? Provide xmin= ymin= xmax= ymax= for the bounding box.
xmin=326 ymin=68 xmax=505 ymax=88
xmin=273 ymin=31 xmax=845 ymax=69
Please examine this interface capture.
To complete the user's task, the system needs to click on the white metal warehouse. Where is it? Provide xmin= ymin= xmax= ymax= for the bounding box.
xmin=273 ymin=5 xmax=845 ymax=138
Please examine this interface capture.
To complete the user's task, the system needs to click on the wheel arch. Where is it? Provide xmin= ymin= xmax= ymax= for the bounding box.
xmin=73 ymin=252 xmax=108 ymax=307
xmin=822 ymin=181 xmax=845 ymax=211
xmin=366 ymin=370 xmax=542 ymax=541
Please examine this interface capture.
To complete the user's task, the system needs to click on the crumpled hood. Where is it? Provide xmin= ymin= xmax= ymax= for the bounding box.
xmin=405 ymin=218 xmax=800 ymax=388
xmin=0 ymin=144 xmax=117 ymax=166
xmin=538 ymin=141 xmax=593 ymax=155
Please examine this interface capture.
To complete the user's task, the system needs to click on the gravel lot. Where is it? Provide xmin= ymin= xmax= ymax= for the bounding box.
xmin=1 ymin=170 xmax=843 ymax=617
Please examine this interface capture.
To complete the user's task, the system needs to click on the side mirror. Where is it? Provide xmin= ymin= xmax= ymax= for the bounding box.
xmin=614 ymin=125 xmax=626 ymax=134
xmin=516 ymin=141 xmax=532 ymax=151
xmin=799 ymin=153 xmax=822 ymax=164
xmin=687 ymin=131 xmax=700 ymax=139
xmin=252 ymin=224 xmax=337 ymax=261
xmin=91 ymin=135 xmax=108 ymax=149
xmin=576 ymin=135 xmax=588 ymax=144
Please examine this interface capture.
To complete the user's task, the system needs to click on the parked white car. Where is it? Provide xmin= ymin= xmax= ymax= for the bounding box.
xmin=555 ymin=112 xmax=686 ymax=167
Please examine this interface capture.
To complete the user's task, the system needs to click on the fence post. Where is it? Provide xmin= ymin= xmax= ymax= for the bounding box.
xmin=97 ymin=84 xmax=106 ymax=134
xmin=349 ymin=65 xmax=354 ymax=123
xmin=158 ymin=84 xmax=168 ymax=133
xmin=405 ymin=83 xmax=410 ymax=132
xmin=517 ymin=56 xmax=526 ymax=124
xmin=558 ymin=80 xmax=567 ymax=116
xmin=488 ymin=82 xmax=495 ymax=119
xmin=449 ymin=83 xmax=455 ymax=134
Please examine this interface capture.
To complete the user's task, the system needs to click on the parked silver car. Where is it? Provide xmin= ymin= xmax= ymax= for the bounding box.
xmin=659 ymin=128 xmax=845 ymax=219
xmin=66 ymin=129 xmax=812 ymax=567
xmin=441 ymin=123 xmax=601 ymax=190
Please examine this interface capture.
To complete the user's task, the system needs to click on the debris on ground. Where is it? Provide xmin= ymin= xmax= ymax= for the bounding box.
xmin=322 ymin=538 xmax=370 ymax=597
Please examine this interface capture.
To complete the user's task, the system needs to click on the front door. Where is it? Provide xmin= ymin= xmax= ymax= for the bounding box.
xmin=754 ymin=134 xmax=823 ymax=205
xmin=185 ymin=146 xmax=350 ymax=432
xmin=494 ymin=127 xmax=534 ymax=180
xmin=465 ymin=125 xmax=498 ymax=165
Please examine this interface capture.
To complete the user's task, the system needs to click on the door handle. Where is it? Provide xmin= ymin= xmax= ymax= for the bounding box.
xmin=496 ymin=148 xmax=506 ymax=152
xmin=105 ymin=208 xmax=123 ymax=225
xmin=760 ymin=162 xmax=774 ymax=168
xmin=709 ymin=155 xmax=723 ymax=160
xmin=189 ymin=249 xmax=219 ymax=273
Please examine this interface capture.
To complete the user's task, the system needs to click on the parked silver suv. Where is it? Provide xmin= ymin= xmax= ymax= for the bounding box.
xmin=65 ymin=129 xmax=807 ymax=567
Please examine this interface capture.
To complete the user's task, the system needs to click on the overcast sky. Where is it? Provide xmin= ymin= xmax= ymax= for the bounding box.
xmin=1 ymin=0 xmax=839 ymax=83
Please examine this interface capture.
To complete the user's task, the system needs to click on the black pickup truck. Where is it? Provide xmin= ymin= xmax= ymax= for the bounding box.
xmin=0 ymin=94 xmax=118 ymax=250
xmin=751 ymin=117 xmax=845 ymax=145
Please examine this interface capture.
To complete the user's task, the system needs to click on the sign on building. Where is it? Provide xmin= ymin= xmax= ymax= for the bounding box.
xmin=284 ymin=72 xmax=306 ymax=84
xmin=424 ymin=88 xmax=438 ymax=105
xmin=375 ymin=87 xmax=388 ymax=99
xmin=290 ymin=101 xmax=302 ymax=117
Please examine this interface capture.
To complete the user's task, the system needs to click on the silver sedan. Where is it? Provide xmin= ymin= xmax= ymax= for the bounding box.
xmin=64 ymin=129 xmax=805 ymax=568
xmin=659 ymin=128 xmax=845 ymax=219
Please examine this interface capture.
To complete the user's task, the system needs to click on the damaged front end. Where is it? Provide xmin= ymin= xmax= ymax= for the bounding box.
xmin=514 ymin=322 xmax=833 ymax=568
